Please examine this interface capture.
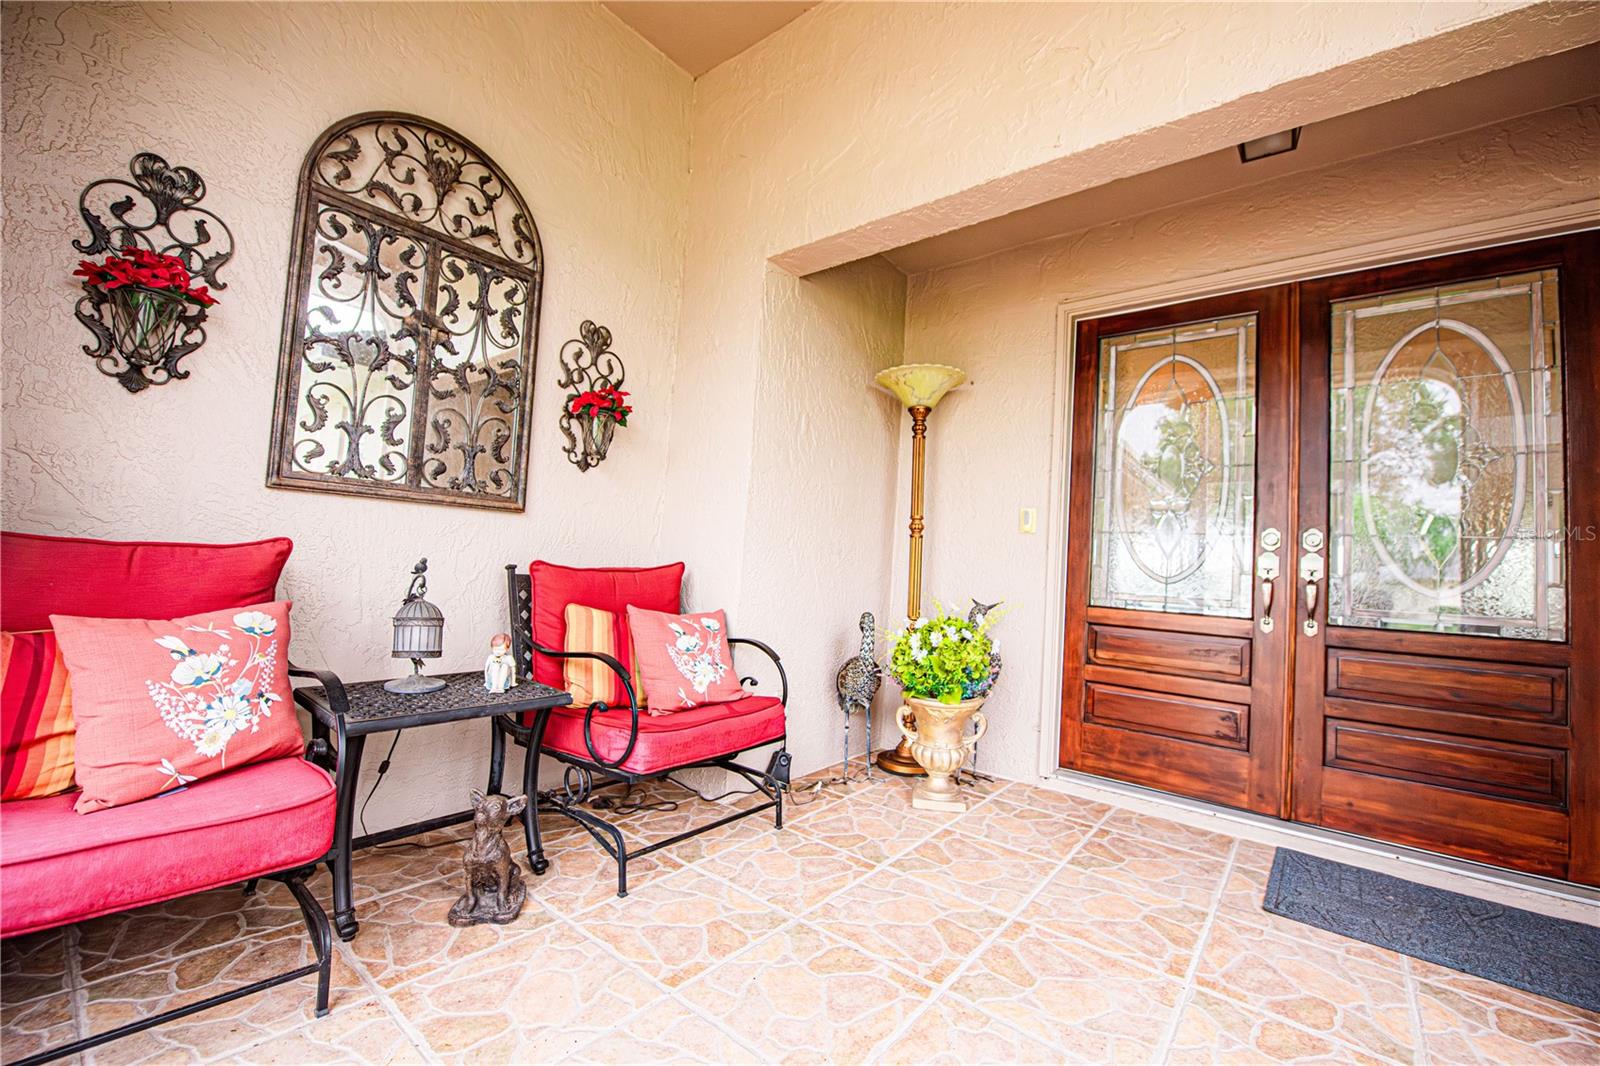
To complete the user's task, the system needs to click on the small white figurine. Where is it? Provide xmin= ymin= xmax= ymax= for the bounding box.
xmin=484 ymin=633 xmax=516 ymax=694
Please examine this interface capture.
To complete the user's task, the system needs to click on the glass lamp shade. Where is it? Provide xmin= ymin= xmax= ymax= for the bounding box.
xmin=391 ymin=595 xmax=444 ymax=659
xmin=875 ymin=363 xmax=967 ymax=410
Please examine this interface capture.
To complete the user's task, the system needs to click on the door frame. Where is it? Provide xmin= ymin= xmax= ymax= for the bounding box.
xmin=1035 ymin=204 xmax=1600 ymax=784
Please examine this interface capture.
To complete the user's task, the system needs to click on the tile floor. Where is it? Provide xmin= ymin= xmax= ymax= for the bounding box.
xmin=3 ymin=769 xmax=1597 ymax=1065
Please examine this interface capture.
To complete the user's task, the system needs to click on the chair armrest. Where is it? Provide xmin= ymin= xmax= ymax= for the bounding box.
xmin=728 ymin=636 xmax=788 ymax=707
xmin=531 ymin=642 xmax=641 ymax=770
xmin=287 ymin=661 xmax=347 ymax=769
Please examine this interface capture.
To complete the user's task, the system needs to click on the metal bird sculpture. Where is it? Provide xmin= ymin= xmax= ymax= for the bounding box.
xmin=834 ymin=612 xmax=882 ymax=780
xmin=963 ymin=599 xmax=1003 ymax=784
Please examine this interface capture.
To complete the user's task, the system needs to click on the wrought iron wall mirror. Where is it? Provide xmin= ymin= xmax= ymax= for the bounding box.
xmin=267 ymin=112 xmax=543 ymax=510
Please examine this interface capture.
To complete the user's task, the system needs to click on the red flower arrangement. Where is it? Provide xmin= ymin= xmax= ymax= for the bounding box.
xmin=73 ymin=246 xmax=218 ymax=307
xmin=567 ymin=387 xmax=632 ymax=426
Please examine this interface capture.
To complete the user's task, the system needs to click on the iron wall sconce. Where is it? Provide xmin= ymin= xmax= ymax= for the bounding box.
xmin=73 ymin=152 xmax=234 ymax=393
xmin=557 ymin=320 xmax=629 ymax=471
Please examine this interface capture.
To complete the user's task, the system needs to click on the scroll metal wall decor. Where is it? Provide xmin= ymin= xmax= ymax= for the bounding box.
xmin=267 ymin=112 xmax=544 ymax=510
xmin=557 ymin=320 xmax=628 ymax=471
xmin=73 ymin=152 xmax=235 ymax=393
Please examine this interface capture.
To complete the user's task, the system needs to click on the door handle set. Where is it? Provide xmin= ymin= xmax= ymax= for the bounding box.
xmin=1258 ymin=527 xmax=1324 ymax=637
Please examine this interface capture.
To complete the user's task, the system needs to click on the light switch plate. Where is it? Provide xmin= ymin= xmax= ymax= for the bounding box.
xmin=1019 ymin=507 xmax=1037 ymax=534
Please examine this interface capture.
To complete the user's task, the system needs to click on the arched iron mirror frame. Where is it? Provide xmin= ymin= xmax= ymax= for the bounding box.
xmin=266 ymin=111 xmax=544 ymax=511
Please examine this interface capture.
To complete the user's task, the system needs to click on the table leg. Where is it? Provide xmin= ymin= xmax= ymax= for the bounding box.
xmin=523 ymin=710 xmax=551 ymax=876
xmin=487 ymin=718 xmax=506 ymax=795
xmin=332 ymin=732 xmax=367 ymax=941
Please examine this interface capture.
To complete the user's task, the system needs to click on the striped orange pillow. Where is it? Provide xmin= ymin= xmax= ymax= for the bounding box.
xmin=1 ymin=631 xmax=75 ymax=800
xmin=563 ymin=604 xmax=621 ymax=707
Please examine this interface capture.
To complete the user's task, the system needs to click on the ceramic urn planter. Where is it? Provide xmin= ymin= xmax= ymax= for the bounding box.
xmin=897 ymin=694 xmax=987 ymax=812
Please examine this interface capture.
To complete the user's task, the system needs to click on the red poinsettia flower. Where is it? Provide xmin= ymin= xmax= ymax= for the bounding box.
xmin=567 ymin=387 xmax=632 ymax=426
xmin=72 ymin=247 xmax=219 ymax=307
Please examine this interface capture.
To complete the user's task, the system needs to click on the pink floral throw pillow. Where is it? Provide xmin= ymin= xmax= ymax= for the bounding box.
xmin=50 ymin=601 xmax=303 ymax=813
xmin=624 ymin=606 xmax=746 ymax=712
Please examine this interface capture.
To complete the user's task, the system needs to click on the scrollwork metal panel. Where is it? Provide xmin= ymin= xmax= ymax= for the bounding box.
xmin=269 ymin=113 xmax=542 ymax=510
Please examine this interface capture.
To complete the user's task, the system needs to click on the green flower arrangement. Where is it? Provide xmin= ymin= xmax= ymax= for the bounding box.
xmin=885 ymin=603 xmax=1001 ymax=704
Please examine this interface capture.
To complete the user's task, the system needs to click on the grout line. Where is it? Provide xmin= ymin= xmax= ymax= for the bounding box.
xmin=1403 ymin=954 xmax=1429 ymax=1066
xmin=1151 ymin=837 xmax=1238 ymax=1062
xmin=64 ymin=924 xmax=87 ymax=1049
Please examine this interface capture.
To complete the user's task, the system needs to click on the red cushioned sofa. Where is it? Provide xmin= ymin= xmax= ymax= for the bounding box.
xmin=490 ymin=561 xmax=790 ymax=896
xmin=0 ymin=533 xmax=337 ymax=1065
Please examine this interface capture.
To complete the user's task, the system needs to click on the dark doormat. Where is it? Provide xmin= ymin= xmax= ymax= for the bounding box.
xmin=1263 ymin=849 xmax=1600 ymax=1012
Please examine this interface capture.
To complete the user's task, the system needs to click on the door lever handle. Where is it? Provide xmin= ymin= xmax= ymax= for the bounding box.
xmin=1299 ymin=529 xmax=1325 ymax=636
xmin=1256 ymin=537 xmax=1280 ymax=634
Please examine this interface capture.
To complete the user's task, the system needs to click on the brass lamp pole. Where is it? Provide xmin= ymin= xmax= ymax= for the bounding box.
xmin=874 ymin=363 xmax=967 ymax=777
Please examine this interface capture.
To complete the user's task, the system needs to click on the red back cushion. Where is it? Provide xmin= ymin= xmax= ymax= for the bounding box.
xmin=528 ymin=561 xmax=683 ymax=690
xmin=1 ymin=533 xmax=293 ymax=632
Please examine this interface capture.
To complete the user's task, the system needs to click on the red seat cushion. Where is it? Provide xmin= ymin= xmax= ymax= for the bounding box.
xmin=541 ymin=695 xmax=785 ymax=776
xmin=0 ymin=757 xmax=334 ymax=937
xmin=527 ymin=560 xmax=684 ymax=689
xmin=1 ymin=532 xmax=293 ymax=632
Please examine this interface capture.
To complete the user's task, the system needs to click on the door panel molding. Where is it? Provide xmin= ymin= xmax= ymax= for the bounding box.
xmin=1326 ymin=649 xmax=1567 ymax=724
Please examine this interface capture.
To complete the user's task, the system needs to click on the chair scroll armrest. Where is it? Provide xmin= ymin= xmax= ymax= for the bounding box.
xmin=530 ymin=642 xmax=641 ymax=769
xmin=728 ymin=636 xmax=789 ymax=707
xmin=288 ymin=661 xmax=348 ymax=769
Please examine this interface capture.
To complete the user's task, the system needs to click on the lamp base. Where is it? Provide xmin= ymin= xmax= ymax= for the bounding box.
xmin=874 ymin=739 xmax=926 ymax=777
xmin=384 ymin=672 xmax=446 ymax=695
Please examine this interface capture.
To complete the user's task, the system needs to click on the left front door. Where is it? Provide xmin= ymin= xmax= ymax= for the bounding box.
xmin=1058 ymin=286 xmax=1294 ymax=816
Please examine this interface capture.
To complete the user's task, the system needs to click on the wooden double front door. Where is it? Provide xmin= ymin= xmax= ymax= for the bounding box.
xmin=1059 ymin=233 xmax=1598 ymax=885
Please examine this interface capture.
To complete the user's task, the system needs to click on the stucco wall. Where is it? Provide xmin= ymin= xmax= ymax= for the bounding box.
xmin=1 ymin=1 xmax=692 ymax=829
xmin=898 ymin=101 xmax=1600 ymax=782
xmin=664 ymin=0 xmax=1593 ymax=784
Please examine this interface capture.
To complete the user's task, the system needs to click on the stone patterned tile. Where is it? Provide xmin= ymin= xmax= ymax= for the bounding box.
xmin=74 ymin=879 xmax=307 ymax=986
xmin=1166 ymin=989 xmax=1391 ymax=1064
xmin=1066 ymin=828 xmax=1231 ymax=909
xmin=79 ymin=933 xmax=365 ymax=1065
xmin=873 ymin=991 xmax=1060 ymax=1065
xmin=1 ymin=992 xmax=78 ymax=1065
xmin=622 ymin=798 xmax=779 ymax=865
xmin=1 ymin=926 xmax=70 ymax=1006
xmin=857 ymin=773 xmax=1002 ymax=815
xmin=807 ymin=865 xmax=1010 ymax=985
xmin=790 ymin=798 xmax=947 ymax=866
xmin=1193 ymin=914 xmax=1414 ymax=1063
xmin=577 ymin=867 xmax=787 ymax=987
xmin=1413 ymin=976 xmax=1600 ymax=1065
xmin=949 ymin=796 xmax=1096 ymax=859
xmin=1097 ymin=808 xmax=1237 ymax=861
xmin=993 ymin=780 xmax=1113 ymax=824
xmin=390 ymin=921 xmax=662 ymax=1063
xmin=525 ymin=831 xmax=684 ymax=918
xmin=948 ymin=919 xmax=1182 ymax=1062
xmin=341 ymin=872 xmax=555 ymax=989
xmin=888 ymin=831 xmax=1059 ymax=915
xmin=695 ymin=832 xmax=873 ymax=916
xmin=679 ymin=921 xmax=933 ymax=1063
xmin=560 ymin=997 xmax=761 ymax=1064
xmin=1019 ymin=863 xmax=1211 ymax=979
xmin=210 ymin=998 xmax=426 ymax=1064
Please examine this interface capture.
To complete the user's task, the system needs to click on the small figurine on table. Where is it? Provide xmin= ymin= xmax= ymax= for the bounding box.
xmin=484 ymin=632 xmax=516 ymax=693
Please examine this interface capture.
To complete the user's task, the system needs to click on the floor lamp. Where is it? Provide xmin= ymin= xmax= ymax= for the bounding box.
xmin=874 ymin=362 xmax=967 ymax=777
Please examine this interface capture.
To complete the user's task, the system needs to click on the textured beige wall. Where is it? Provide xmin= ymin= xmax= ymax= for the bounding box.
xmin=1 ymin=2 xmax=692 ymax=829
xmin=899 ymin=101 xmax=1600 ymax=782
xmin=664 ymin=0 xmax=1592 ymax=784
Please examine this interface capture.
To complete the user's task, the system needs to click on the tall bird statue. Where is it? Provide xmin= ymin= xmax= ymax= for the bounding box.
xmin=834 ymin=612 xmax=882 ymax=781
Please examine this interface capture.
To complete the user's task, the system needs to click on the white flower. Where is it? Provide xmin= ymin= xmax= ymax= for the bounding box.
xmin=691 ymin=658 xmax=718 ymax=693
xmin=912 ymin=648 xmax=929 ymax=663
xmin=154 ymin=635 xmax=195 ymax=659
xmin=172 ymin=653 xmax=225 ymax=688
xmin=195 ymin=727 xmax=229 ymax=758
xmin=232 ymin=611 xmax=276 ymax=636
xmin=205 ymin=693 xmax=255 ymax=731
xmin=701 ymin=617 xmax=721 ymax=631
xmin=910 ymin=617 xmax=925 ymax=630
xmin=929 ymin=630 xmax=944 ymax=647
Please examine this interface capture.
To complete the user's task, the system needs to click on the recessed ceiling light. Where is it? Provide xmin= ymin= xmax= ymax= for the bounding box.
xmin=1238 ymin=127 xmax=1301 ymax=163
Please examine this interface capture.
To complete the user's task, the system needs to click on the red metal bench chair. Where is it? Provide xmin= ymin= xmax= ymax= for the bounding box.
xmin=488 ymin=562 xmax=790 ymax=896
xmin=0 ymin=533 xmax=336 ymax=1065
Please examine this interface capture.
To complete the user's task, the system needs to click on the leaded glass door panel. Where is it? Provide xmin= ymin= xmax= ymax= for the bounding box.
xmin=1060 ymin=287 xmax=1293 ymax=817
xmin=1293 ymin=233 xmax=1598 ymax=885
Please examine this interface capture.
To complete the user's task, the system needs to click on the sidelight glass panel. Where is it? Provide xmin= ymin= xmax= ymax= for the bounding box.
xmin=1089 ymin=315 xmax=1257 ymax=617
xmin=1328 ymin=270 xmax=1565 ymax=641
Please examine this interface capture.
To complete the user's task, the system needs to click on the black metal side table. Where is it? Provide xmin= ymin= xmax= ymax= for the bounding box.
xmin=292 ymin=670 xmax=571 ymax=940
